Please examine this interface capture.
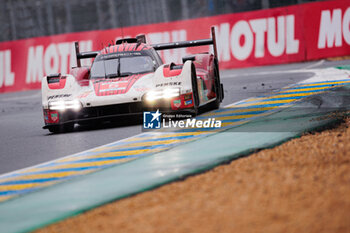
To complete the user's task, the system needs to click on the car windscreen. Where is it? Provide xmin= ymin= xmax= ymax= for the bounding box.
xmin=90 ymin=55 xmax=155 ymax=79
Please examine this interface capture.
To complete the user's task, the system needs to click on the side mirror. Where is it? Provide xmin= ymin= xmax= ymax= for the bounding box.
xmin=136 ymin=34 xmax=146 ymax=44
xmin=182 ymin=55 xmax=196 ymax=64
xmin=152 ymin=60 xmax=157 ymax=71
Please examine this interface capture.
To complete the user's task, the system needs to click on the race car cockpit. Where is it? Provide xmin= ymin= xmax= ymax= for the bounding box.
xmin=89 ymin=53 xmax=157 ymax=79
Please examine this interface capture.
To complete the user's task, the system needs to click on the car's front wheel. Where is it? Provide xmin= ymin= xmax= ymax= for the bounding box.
xmin=191 ymin=64 xmax=199 ymax=116
xmin=209 ymin=63 xmax=222 ymax=110
xmin=48 ymin=123 xmax=74 ymax=134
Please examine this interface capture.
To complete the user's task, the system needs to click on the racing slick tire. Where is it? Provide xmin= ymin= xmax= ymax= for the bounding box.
xmin=209 ymin=61 xmax=223 ymax=110
xmin=48 ymin=123 xmax=74 ymax=134
xmin=191 ymin=64 xmax=200 ymax=116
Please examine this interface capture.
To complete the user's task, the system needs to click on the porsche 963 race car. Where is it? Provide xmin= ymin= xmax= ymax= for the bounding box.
xmin=42 ymin=27 xmax=224 ymax=133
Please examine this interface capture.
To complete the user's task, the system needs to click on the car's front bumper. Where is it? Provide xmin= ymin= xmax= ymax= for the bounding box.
xmin=43 ymin=102 xmax=145 ymax=128
xmin=43 ymin=102 xmax=192 ymax=128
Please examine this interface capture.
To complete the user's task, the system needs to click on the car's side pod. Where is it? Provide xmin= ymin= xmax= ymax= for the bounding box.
xmin=151 ymin=26 xmax=222 ymax=102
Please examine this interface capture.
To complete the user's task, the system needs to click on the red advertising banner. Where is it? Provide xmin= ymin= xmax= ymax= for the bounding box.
xmin=303 ymin=0 xmax=350 ymax=60
xmin=0 ymin=0 xmax=349 ymax=93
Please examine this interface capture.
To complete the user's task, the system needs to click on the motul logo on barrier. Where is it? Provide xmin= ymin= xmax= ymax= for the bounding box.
xmin=318 ymin=7 xmax=350 ymax=49
xmin=25 ymin=41 xmax=92 ymax=84
xmin=215 ymin=14 xmax=299 ymax=61
xmin=0 ymin=50 xmax=15 ymax=88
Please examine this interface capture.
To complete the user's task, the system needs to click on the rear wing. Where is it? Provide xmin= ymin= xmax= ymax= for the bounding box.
xmin=74 ymin=26 xmax=218 ymax=67
xmin=151 ymin=26 xmax=218 ymax=59
xmin=74 ymin=42 xmax=98 ymax=67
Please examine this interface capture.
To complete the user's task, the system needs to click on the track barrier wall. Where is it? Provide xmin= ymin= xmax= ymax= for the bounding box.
xmin=0 ymin=0 xmax=349 ymax=93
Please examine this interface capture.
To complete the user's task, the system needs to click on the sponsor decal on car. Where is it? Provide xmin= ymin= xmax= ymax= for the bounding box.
xmin=100 ymin=52 xmax=141 ymax=59
xmin=156 ymin=82 xmax=182 ymax=87
xmin=173 ymin=99 xmax=181 ymax=108
xmin=48 ymin=94 xmax=72 ymax=100
xmin=51 ymin=113 xmax=59 ymax=122
xmin=43 ymin=110 xmax=60 ymax=124
xmin=99 ymin=81 xmax=128 ymax=92
xmin=184 ymin=100 xmax=192 ymax=106
xmin=184 ymin=93 xmax=192 ymax=100
xmin=93 ymin=75 xmax=143 ymax=96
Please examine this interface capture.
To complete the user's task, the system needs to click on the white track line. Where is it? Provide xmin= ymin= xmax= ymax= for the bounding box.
xmin=221 ymin=60 xmax=326 ymax=79
xmin=302 ymin=59 xmax=325 ymax=70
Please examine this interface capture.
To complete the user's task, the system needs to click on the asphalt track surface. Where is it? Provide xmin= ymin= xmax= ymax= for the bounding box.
xmin=0 ymin=59 xmax=349 ymax=174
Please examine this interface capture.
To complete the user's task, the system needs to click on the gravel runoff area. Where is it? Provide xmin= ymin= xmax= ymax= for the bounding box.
xmin=37 ymin=119 xmax=350 ymax=233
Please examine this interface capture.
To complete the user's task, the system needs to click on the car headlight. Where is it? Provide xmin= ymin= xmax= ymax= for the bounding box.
xmin=145 ymin=90 xmax=163 ymax=101
xmin=49 ymin=99 xmax=81 ymax=111
xmin=145 ymin=88 xmax=180 ymax=102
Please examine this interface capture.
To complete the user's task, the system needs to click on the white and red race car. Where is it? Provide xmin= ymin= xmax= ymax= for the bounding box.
xmin=41 ymin=27 xmax=224 ymax=133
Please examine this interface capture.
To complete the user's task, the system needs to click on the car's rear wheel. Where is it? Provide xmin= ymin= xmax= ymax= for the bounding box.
xmin=191 ymin=64 xmax=199 ymax=116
